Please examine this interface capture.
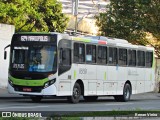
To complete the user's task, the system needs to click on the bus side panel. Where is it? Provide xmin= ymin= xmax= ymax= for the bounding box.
xmin=58 ymin=80 xmax=71 ymax=95
xmin=103 ymin=82 xmax=118 ymax=95
xmin=151 ymin=69 xmax=155 ymax=91
xmin=107 ymin=66 xmax=117 ymax=81
xmin=145 ymin=68 xmax=155 ymax=92
xmin=71 ymin=64 xmax=88 ymax=95
xmin=72 ymin=64 xmax=85 ymax=80
xmin=127 ymin=67 xmax=137 ymax=94
xmin=85 ymin=65 xmax=96 ymax=80
xmin=106 ymin=66 xmax=118 ymax=95
xmin=57 ymin=70 xmax=72 ymax=96
xmin=97 ymin=65 xmax=106 ymax=95
xmin=136 ymin=68 xmax=145 ymax=93
xmin=116 ymin=67 xmax=127 ymax=95
xmin=85 ymin=65 xmax=97 ymax=95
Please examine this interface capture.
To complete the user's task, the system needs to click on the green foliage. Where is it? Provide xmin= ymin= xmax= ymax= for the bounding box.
xmin=95 ymin=0 xmax=160 ymax=51
xmin=0 ymin=0 xmax=68 ymax=32
xmin=48 ymin=111 xmax=160 ymax=117
xmin=0 ymin=117 xmax=30 ymax=120
xmin=143 ymin=0 xmax=160 ymax=39
xmin=96 ymin=0 xmax=146 ymax=44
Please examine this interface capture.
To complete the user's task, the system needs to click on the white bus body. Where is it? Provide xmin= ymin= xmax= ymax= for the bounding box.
xmin=7 ymin=32 xmax=155 ymax=103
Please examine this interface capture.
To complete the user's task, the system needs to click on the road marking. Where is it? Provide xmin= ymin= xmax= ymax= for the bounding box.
xmin=105 ymin=103 xmax=133 ymax=106
xmin=0 ymin=105 xmax=50 ymax=110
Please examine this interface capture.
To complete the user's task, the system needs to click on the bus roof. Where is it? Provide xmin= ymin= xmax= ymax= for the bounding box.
xmin=14 ymin=32 xmax=154 ymax=51
xmin=16 ymin=32 xmax=50 ymax=35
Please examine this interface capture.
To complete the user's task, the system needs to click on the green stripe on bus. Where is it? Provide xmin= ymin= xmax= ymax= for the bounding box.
xmin=74 ymin=70 xmax=77 ymax=79
xmin=73 ymin=37 xmax=91 ymax=43
xmin=9 ymin=76 xmax=49 ymax=86
xmin=104 ymin=72 xmax=107 ymax=80
xmin=17 ymin=32 xmax=50 ymax=34
xmin=152 ymin=50 xmax=155 ymax=69
xmin=150 ymin=74 xmax=152 ymax=80
xmin=83 ymin=39 xmax=91 ymax=43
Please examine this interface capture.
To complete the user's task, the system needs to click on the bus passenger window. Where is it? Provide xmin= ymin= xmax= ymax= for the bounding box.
xmin=86 ymin=44 xmax=96 ymax=63
xmin=97 ymin=46 xmax=107 ymax=64
xmin=146 ymin=52 xmax=153 ymax=68
xmin=128 ymin=50 xmax=136 ymax=66
xmin=137 ymin=51 xmax=145 ymax=67
xmin=92 ymin=45 xmax=96 ymax=63
xmin=118 ymin=48 xmax=127 ymax=66
xmin=74 ymin=43 xmax=85 ymax=63
xmin=108 ymin=47 xmax=117 ymax=65
xmin=74 ymin=43 xmax=79 ymax=62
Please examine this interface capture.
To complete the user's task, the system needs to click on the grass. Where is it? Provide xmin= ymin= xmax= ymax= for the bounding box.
xmin=0 ymin=118 xmax=30 ymax=120
xmin=48 ymin=117 xmax=81 ymax=120
xmin=48 ymin=110 xmax=160 ymax=118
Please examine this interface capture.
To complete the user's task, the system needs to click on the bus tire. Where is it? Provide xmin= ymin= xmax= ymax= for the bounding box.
xmin=30 ymin=96 xmax=42 ymax=103
xmin=67 ymin=83 xmax=81 ymax=104
xmin=114 ymin=83 xmax=131 ymax=102
xmin=84 ymin=96 xmax=98 ymax=101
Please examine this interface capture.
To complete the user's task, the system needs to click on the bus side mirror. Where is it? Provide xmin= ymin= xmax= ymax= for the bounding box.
xmin=4 ymin=51 xmax=7 ymax=60
xmin=4 ymin=44 xmax=11 ymax=60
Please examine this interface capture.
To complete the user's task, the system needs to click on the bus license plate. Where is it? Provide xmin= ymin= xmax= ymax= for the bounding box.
xmin=23 ymin=88 xmax=32 ymax=92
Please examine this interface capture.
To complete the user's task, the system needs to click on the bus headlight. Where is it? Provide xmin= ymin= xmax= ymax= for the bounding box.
xmin=44 ymin=79 xmax=56 ymax=88
xmin=8 ymin=78 xmax=13 ymax=87
xmin=44 ymin=82 xmax=49 ymax=88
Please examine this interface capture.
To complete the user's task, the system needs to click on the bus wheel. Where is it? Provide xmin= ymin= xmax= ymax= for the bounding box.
xmin=84 ymin=96 xmax=98 ymax=102
xmin=68 ymin=83 xmax=81 ymax=104
xmin=114 ymin=83 xmax=131 ymax=102
xmin=30 ymin=96 xmax=42 ymax=102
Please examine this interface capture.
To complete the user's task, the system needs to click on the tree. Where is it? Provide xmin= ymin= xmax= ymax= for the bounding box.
xmin=145 ymin=0 xmax=160 ymax=39
xmin=141 ymin=0 xmax=160 ymax=56
xmin=95 ymin=0 xmax=160 ymax=56
xmin=0 ymin=0 xmax=68 ymax=32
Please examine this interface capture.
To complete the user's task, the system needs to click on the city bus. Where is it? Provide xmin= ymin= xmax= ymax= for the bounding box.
xmin=4 ymin=32 xmax=155 ymax=103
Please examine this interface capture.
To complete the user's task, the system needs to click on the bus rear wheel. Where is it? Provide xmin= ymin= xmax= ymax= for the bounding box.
xmin=84 ymin=96 xmax=98 ymax=102
xmin=67 ymin=83 xmax=81 ymax=104
xmin=114 ymin=83 xmax=131 ymax=102
xmin=30 ymin=96 xmax=42 ymax=103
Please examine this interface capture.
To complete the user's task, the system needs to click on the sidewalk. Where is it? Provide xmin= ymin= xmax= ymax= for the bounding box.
xmin=0 ymin=87 xmax=25 ymax=98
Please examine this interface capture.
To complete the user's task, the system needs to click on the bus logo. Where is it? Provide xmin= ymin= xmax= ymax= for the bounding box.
xmin=79 ymin=68 xmax=87 ymax=74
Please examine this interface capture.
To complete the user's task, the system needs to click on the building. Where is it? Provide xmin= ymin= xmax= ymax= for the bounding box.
xmin=0 ymin=24 xmax=15 ymax=88
xmin=59 ymin=0 xmax=110 ymax=35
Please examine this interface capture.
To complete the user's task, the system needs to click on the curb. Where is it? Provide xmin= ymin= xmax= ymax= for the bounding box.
xmin=0 ymin=87 xmax=24 ymax=98
xmin=0 ymin=97 xmax=29 ymax=99
xmin=0 ymin=86 xmax=7 ymax=89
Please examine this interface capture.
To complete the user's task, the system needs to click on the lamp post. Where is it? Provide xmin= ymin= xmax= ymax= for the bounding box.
xmin=72 ymin=0 xmax=79 ymax=35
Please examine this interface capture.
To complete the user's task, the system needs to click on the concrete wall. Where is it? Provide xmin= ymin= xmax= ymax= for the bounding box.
xmin=0 ymin=24 xmax=15 ymax=88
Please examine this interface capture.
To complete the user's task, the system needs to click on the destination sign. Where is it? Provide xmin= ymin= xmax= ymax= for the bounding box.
xmin=21 ymin=36 xmax=49 ymax=42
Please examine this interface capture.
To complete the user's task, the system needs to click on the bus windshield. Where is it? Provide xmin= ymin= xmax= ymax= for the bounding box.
xmin=11 ymin=45 xmax=57 ymax=72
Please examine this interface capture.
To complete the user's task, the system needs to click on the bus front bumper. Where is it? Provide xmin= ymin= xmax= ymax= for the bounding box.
xmin=8 ymin=83 xmax=57 ymax=96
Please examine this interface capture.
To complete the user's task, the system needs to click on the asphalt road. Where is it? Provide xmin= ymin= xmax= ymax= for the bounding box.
xmin=0 ymin=87 xmax=160 ymax=112
xmin=1 ymin=87 xmax=160 ymax=120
